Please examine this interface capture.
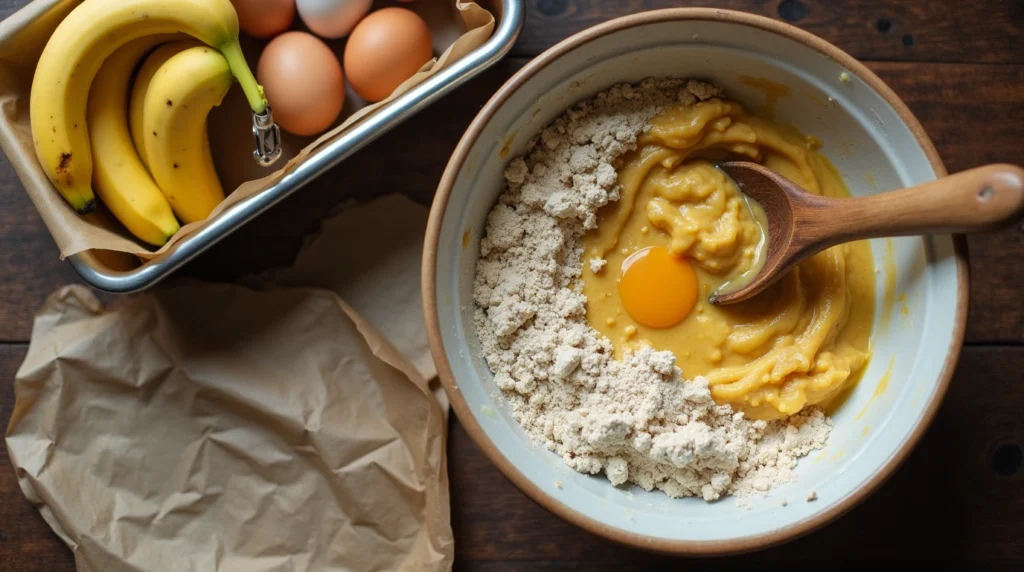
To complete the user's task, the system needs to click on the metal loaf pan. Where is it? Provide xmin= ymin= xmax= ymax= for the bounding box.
xmin=66 ymin=0 xmax=523 ymax=293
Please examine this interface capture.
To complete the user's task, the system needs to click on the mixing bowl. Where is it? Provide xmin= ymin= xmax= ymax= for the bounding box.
xmin=423 ymin=8 xmax=968 ymax=554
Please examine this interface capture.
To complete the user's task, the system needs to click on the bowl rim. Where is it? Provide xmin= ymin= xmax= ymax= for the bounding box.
xmin=423 ymin=7 xmax=969 ymax=556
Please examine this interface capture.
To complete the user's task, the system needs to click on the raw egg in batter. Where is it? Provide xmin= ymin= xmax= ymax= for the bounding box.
xmin=618 ymin=246 xmax=698 ymax=329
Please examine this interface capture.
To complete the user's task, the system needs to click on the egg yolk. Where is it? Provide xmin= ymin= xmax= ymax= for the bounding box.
xmin=617 ymin=246 xmax=698 ymax=329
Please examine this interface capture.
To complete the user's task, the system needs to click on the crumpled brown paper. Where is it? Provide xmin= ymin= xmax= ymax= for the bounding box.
xmin=0 ymin=0 xmax=494 ymax=260
xmin=248 ymin=194 xmax=435 ymax=383
xmin=5 ymin=196 xmax=451 ymax=571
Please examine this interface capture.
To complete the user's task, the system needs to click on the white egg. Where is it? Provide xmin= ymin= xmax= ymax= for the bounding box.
xmin=296 ymin=0 xmax=372 ymax=39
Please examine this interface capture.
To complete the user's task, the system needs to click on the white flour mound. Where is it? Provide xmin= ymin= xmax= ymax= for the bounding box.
xmin=472 ymin=78 xmax=831 ymax=501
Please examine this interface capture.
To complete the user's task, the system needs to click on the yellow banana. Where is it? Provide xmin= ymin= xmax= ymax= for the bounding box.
xmin=87 ymin=36 xmax=179 ymax=246
xmin=140 ymin=46 xmax=232 ymax=223
xmin=130 ymin=40 xmax=203 ymax=170
xmin=30 ymin=0 xmax=267 ymax=214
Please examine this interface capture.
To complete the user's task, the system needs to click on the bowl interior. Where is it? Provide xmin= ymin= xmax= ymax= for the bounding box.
xmin=431 ymin=15 xmax=961 ymax=546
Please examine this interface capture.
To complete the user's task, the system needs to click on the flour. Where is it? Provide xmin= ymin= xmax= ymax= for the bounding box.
xmin=472 ymin=78 xmax=831 ymax=501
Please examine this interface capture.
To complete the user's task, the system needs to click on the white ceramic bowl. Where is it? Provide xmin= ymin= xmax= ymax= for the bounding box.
xmin=424 ymin=9 xmax=967 ymax=554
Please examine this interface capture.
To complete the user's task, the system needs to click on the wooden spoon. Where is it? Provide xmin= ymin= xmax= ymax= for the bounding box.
xmin=710 ymin=162 xmax=1024 ymax=305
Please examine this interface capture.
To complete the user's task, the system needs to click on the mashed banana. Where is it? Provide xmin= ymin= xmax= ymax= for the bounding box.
xmin=582 ymin=98 xmax=875 ymax=420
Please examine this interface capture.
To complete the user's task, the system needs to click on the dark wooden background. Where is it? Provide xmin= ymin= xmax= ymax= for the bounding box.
xmin=2 ymin=0 xmax=1022 ymax=568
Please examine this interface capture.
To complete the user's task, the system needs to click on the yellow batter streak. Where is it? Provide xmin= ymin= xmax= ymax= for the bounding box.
xmin=581 ymin=98 xmax=875 ymax=420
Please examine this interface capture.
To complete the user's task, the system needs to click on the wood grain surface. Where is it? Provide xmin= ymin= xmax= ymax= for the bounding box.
xmin=517 ymin=0 xmax=1024 ymax=64
xmin=1 ymin=0 xmax=1022 ymax=569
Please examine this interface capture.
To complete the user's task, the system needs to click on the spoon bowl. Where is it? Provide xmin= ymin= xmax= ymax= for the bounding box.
xmin=711 ymin=161 xmax=1024 ymax=304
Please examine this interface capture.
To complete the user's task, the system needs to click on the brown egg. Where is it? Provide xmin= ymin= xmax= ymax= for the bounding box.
xmin=258 ymin=32 xmax=345 ymax=136
xmin=231 ymin=0 xmax=296 ymax=39
xmin=343 ymin=8 xmax=433 ymax=102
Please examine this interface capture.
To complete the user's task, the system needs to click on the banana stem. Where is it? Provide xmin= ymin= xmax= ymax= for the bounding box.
xmin=220 ymin=40 xmax=267 ymax=114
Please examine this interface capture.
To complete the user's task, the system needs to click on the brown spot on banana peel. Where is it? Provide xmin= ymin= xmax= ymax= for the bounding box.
xmin=52 ymin=153 xmax=90 ymax=214
xmin=56 ymin=153 xmax=74 ymax=186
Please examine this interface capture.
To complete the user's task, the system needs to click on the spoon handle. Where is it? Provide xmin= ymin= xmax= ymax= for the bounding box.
xmin=818 ymin=164 xmax=1024 ymax=244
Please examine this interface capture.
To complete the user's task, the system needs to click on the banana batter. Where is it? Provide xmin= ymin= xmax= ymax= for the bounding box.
xmin=582 ymin=98 xmax=875 ymax=420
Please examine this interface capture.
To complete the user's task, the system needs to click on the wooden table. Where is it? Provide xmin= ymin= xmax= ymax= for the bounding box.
xmin=2 ymin=0 xmax=1022 ymax=568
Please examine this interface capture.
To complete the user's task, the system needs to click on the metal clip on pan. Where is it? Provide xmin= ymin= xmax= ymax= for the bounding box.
xmin=252 ymin=107 xmax=282 ymax=167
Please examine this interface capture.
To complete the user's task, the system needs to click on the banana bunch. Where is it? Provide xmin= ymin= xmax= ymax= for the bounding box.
xmin=30 ymin=0 xmax=268 ymax=246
